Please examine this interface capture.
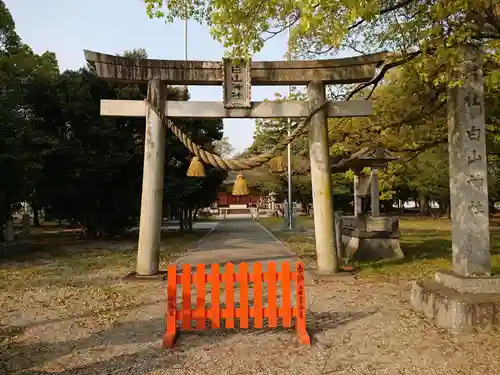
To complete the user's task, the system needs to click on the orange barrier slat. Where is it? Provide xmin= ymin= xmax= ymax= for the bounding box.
xmin=281 ymin=262 xmax=293 ymax=328
xmin=295 ymin=262 xmax=310 ymax=345
xmin=209 ymin=264 xmax=221 ymax=329
xmin=181 ymin=264 xmax=192 ymax=330
xmin=253 ymin=262 xmax=264 ymax=329
xmin=194 ymin=264 xmax=206 ymax=330
xmin=224 ymin=263 xmax=236 ymax=329
xmin=239 ymin=262 xmax=249 ymax=329
xmin=267 ymin=262 xmax=278 ymax=328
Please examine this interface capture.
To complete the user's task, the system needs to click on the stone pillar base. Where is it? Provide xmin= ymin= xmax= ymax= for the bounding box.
xmin=308 ymin=268 xmax=355 ymax=283
xmin=410 ymin=271 xmax=500 ymax=333
xmin=123 ymin=271 xmax=168 ymax=282
xmin=346 ymin=236 xmax=404 ymax=261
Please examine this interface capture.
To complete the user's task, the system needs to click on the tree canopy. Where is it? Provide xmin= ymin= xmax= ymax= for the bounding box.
xmin=144 ymin=0 xmax=500 ymax=73
xmin=0 ymin=1 xmax=227 ymax=238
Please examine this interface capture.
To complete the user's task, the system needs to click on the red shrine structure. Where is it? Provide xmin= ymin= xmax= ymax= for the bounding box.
xmin=215 ymin=171 xmax=260 ymax=207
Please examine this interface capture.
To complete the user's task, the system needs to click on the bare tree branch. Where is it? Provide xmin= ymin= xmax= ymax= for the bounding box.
xmin=346 ymin=50 xmax=421 ymax=100
xmin=262 ymin=16 xmax=300 ymax=42
xmin=347 ymin=0 xmax=417 ymax=31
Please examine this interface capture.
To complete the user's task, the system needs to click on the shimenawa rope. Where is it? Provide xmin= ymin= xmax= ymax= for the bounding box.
xmin=144 ymin=98 xmax=328 ymax=171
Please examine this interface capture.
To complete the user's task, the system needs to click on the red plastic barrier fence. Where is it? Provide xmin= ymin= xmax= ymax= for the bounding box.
xmin=163 ymin=261 xmax=310 ymax=348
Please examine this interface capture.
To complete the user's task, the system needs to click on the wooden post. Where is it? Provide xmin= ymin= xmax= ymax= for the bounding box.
xmin=136 ymin=79 xmax=167 ymax=276
xmin=307 ymin=80 xmax=339 ymax=274
xmin=371 ymin=169 xmax=380 ymax=217
xmin=447 ymin=47 xmax=490 ymax=276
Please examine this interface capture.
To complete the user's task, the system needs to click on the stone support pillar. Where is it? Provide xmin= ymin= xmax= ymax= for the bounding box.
xmin=136 ymin=79 xmax=167 ymax=276
xmin=447 ymin=47 xmax=490 ymax=276
xmin=308 ymin=80 xmax=338 ymax=273
xmin=371 ymin=169 xmax=380 ymax=217
xmin=353 ymin=175 xmax=363 ymax=217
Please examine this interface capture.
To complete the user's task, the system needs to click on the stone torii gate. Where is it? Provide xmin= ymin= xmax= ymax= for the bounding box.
xmin=84 ymin=50 xmax=388 ymax=278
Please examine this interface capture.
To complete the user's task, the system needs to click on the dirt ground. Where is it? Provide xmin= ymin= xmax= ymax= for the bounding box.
xmin=2 ymin=226 xmax=500 ymax=375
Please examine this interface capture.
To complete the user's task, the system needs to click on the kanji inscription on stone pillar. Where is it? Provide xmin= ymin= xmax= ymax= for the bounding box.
xmin=222 ymin=58 xmax=251 ymax=109
xmin=447 ymin=49 xmax=491 ymax=276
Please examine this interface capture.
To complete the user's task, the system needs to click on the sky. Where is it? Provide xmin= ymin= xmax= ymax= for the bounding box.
xmin=5 ymin=0 xmax=296 ymax=155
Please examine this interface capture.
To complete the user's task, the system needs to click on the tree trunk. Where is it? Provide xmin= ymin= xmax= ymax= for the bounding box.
xmin=419 ymin=195 xmax=429 ymax=216
xmin=33 ymin=208 xmax=40 ymax=227
xmin=184 ymin=209 xmax=190 ymax=230
xmin=489 ymin=202 xmax=496 ymax=217
xmin=188 ymin=209 xmax=193 ymax=231
xmin=80 ymin=219 xmax=98 ymax=238
xmin=179 ymin=209 xmax=184 ymax=231
xmin=437 ymin=200 xmax=445 ymax=216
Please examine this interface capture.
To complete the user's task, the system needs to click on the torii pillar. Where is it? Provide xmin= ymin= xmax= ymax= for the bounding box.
xmin=308 ymin=81 xmax=339 ymax=274
xmin=136 ymin=80 xmax=167 ymax=276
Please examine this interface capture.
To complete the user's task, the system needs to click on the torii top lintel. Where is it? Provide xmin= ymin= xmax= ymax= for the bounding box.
xmin=84 ymin=50 xmax=389 ymax=86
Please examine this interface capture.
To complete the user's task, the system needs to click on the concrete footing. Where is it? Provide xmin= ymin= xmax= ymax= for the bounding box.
xmin=123 ymin=271 xmax=168 ymax=282
xmin=308 ymin=268 xmax=356 ymax=282
xmin=411 ymin=272 xmax=500 ymax=333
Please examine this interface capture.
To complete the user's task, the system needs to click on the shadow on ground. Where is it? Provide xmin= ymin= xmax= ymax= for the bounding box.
xmin=1 ymin=309 xmax=377 ymax=374
xmin=0 ymin=229 xmax=201 ymax=267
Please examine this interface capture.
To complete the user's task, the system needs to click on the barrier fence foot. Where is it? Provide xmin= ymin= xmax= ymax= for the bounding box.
xmin=162 ymin=331 xmax=178 ymax=349
xmin=298 ymin=330 xmax=311 ymax=345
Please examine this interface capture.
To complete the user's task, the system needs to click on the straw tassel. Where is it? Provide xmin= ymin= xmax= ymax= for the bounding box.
xmin=187 ymin=156 xmax=206 ymax=177
xmin=269 ymin=153 xmax=286 ymax=173
xmin=232 ymin=174 xmax=249 ymax=196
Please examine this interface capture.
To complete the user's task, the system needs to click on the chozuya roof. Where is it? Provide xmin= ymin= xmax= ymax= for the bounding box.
xmin=331 ymin=147 xmax=399 ymax=173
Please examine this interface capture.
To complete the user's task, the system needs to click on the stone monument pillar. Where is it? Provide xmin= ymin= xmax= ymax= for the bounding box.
xmin=447 ymin=53 xmax=490 ymax=277
xmin=411 ymin=46 xmax=500 ymax=333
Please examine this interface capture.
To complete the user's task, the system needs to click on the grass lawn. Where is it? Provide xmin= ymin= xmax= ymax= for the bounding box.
xmin=0 ymin=228 xmax=206 ymax=351
xmin=259 ymin=216 xmax=500 ymax=281
xmin=0 ymin=230 xmax=204 ymax=290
